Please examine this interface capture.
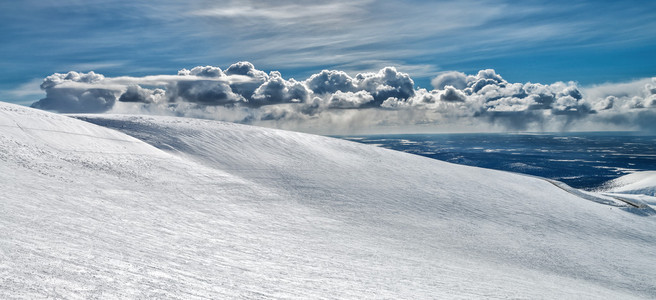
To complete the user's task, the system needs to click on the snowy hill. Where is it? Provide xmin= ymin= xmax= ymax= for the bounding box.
xmin=596 ymin=171 xmax=656 ymax=213
xmin=601 ymin=171 xmax=656 ymax=197
xmin=1 ymin=101 xmax=656 ymax=299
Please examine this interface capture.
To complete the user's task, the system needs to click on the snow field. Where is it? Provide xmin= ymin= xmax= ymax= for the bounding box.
xmin=1 ymin=102 xmax=655 ymax=299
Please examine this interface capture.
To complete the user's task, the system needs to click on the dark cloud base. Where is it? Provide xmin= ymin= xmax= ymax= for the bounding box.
xmin=30 ymin=62 xmax=656 ymax=133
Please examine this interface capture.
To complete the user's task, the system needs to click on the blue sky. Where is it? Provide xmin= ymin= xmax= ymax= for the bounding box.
xmin=1 ymin=0 xmax=656 ymax=135
xmin=2 ymin=0 xmax=655 ymax=104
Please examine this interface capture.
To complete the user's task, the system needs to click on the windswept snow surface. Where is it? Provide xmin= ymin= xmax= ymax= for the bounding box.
xmin=1 ymin=102 xmax=656 ymax=299
xmin=596 ymin=171 xmax=656 ymax=212
xmin=601 ymin=171 xmax=656 ymax=197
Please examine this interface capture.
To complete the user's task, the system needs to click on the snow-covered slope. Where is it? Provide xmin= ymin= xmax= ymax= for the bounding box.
xmin=596 ymin=171 xmax=656 ymax=212
xmin=2 ymin=102 xmax=656 ymax=299
xmin=601 ymin=171 xmax=656 ymax=197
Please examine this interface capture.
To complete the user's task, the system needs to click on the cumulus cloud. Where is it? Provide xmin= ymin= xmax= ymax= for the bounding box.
xmin=119 ymin=85 xmax=165 ymax=103
xmin=28 ymin=62 xmax=656 ymax=134
xmin=168 ymin=79 xmax=245 ymax=106
xmin=356 ymin=67 xmax=415 ymax=105
xmin=646 ymin=95 xmax=656 ymax=108
xmin=440 ymin=86 xmax=467 ymax=102
xmin=328 ymin=91 xmax=375 ymax=108
xmin=40 ymin=71 xmax=105 ymax=89
xmin=224 ymin=61 xmax=270 ymax=100
xmin=251 ymin=71 xmax=310 ymax=106
xmin=305 ymin=67 xmax=415 ymax=107
xmin=305 ymin=70 xmax=357 ymax=95
xmin=31 ymin=71 xmax=119 ymax=113
xmin=178 ymin=65 xmax=224 ymax=77
xmin=594 ymin=96 xmax=615 ymax=111
xmin=386 ymin=68 xmax=595 ymax=130
xmin=431 ymin=71 xmax=469 ymax=90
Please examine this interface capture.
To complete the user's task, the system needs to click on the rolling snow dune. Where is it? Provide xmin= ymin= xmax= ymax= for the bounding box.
xmin=1 ymin=101 xmax=656 ymax=299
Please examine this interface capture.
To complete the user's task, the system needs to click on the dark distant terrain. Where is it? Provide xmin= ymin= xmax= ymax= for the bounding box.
xmin=339 ymin=132 xmax=656 ymax=189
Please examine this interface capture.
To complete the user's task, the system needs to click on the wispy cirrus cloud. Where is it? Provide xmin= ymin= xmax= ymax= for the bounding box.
xmin=187 ymin=0 xmax=507 ymax=69
xmin=185 ymin=0 xmax=656 ymax=71
xmin=2 ymin=0 xmax=656 ymax=114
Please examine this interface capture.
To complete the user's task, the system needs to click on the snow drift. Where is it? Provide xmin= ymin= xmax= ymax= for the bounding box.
xmin=1 ymin=101 xmax=655 ymax=299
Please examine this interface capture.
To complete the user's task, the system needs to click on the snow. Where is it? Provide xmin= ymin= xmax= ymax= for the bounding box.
xmin=600 ymin=171 xmax=656 ymax=197
xmin=595 ymin=171 xmax=656 ymax=212
xmin=1 ymin=101 xmax=656 ymax=299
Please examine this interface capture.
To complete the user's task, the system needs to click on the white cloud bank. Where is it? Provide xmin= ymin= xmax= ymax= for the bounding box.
xmin=30 ymin=62 xmax=656 ymax=134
